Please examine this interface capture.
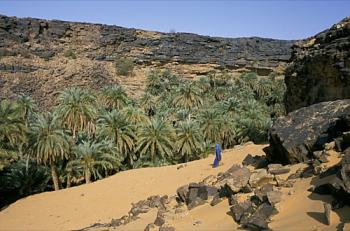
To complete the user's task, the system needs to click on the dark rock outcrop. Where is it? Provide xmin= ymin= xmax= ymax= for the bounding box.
xmin=314 ymin=151 xmax=350 ymax=206
xmin=267 ymin=164 xmax=290 ymax=175
xmin=285 ymin=17 xmax=350 ymax=112
xmin=176 ymin=183 xmax=219 ymax=210
xmin=242 ymin=203 xmax=278 ymax=230
xmin=266 ymin=190 xmax=283 ymax=205
xmin=0 ymin=63 xmax=38 ymax=73
xmin=0 ymin=14 xmax=293 ymax=108
xmin=307 ymin=119 xmax=350 ymax=207
xmin=229 ymin=193 xmax=279 ymax=230
xmin=230 ymin=198 xmax=255 ymax=223
xmin=324 ymin=203 xmax=332 ymax=226
xmin=266 ymin=99 xmax=350 ymax=164
xmin=249 ymin=169 xmax=274 ymax=188
xmin=242 ymin=154 xmax=269 ymax=169
xmin=253 ymin=184 xmax=274 ymax=204
xmin=216 ymin=165 xmax=251 ymax=195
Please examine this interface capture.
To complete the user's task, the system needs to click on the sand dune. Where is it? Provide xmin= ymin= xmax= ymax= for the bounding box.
xmin=0 ymin=143 xmax=349 ymax=231
xmin=0 ymin=143 xmax=266 ymax=231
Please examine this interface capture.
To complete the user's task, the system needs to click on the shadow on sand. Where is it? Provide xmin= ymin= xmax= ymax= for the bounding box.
xmin=306 ymin=175 xmax=350 ymax=229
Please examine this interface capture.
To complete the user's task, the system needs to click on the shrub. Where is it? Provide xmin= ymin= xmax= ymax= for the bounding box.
xmin=63 ymin=49 xmax=77 ymax=59
xmin=0 ymin=160 xmax=50 ymax=208
xmin=115 ymin=57 xmax=135 ymax=76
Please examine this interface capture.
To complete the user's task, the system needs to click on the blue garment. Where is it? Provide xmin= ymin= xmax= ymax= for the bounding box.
xmin=213 ymin=158 xmax=219 ymax=168
xmin=215 ymin=144 xmax=221 ymax=161
xmin=213 ymin=144 xmax=221 ymax=168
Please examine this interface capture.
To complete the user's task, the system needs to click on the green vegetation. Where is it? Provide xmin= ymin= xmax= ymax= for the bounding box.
xmin=68 ymin=140 xmax=120 ymax=184
xmin=63 ymin=49 xmax=77 ymax=59
xmin=115 ymin=57 xmax=135 ymax=76
xmin=28 ymin=112 xmax=70 ymax=191
xmin=0 ymin=69 xmax=285 ymax=207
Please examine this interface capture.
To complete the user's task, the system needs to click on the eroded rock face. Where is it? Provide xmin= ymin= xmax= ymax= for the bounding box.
xmin=0 ymin=14 xmax=293 ymax=108
xmin=266 ymin=100 xmax=350 ymax=164
xmin=0 ymin=15 xmax=293 ymax=68
xmin=285 ymin=17 xmax=350 ymax=113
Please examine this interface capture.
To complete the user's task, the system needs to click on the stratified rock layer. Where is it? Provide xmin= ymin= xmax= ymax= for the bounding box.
xmin=0 ymin=14 xmax=293 ymax=108
xmin=285 ymin=17 xmax=350 ymax=113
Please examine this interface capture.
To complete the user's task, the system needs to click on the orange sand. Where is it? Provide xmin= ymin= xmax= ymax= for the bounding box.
xmin=0 ymin=143 xmax=349 ymax=231
xmin=0 ymin=143 xmax=266 ymax=231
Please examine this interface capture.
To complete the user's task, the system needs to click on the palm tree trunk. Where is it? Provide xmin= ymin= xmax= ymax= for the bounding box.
xmin=72 ymin=127 xmax=76 ymax=142
xmin=127 ymin=153 xmax=134 ymax=168
xmin=25 ymin=154 xmax=30 ymax=174
xmin=51 ymin=164 xmax=60 ymax=191
xmin=85 ymin=170 xmax=91 ymax=184
xmin=66 ymin=174 xmax=72 ymax=188
xmin=152 ymin=151 xmax=156 ymax=164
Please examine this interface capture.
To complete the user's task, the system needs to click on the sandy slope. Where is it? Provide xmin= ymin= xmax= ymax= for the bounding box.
xmin=270 ymin=178 xmax=350 ymax=231
xmin=270 ymin=153 xmax=350 ymax=231
xmin=1 ymin=143 xmax=349 ymax=231
xmin=0 ymin=143 xmax=266 ymax=231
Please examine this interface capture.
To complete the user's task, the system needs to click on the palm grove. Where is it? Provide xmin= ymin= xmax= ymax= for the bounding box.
xmin=0 ymin=69 xmax=285 ymax=207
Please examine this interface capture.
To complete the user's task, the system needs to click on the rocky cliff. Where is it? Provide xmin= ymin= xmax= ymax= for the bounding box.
xmin=285 ymin=17 xmax=350 ymax=113
xmin=0 ymin=15 xmax=293 ymax=108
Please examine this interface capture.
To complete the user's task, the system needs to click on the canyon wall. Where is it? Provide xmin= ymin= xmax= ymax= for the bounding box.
xmin=0 ymin=15 xmax=293 ymax=108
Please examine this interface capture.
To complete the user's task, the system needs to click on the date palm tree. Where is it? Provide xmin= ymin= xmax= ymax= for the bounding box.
xmin=218 ymin=97 xmax=241 ymax=118
xmin=55 ymin=87 xmax=97 ymax=139
xmin=219 ymin=115 xmax=240 ymax=148
xmin=254 ymin=78 xmax=272 ymax=99
xmin=175 ymin=120 xmax=202 ymax=162
xmin=239 ymin=100 xmax=271 ymax=143
xmin=212 ymin=85 xmax=227 ymax=101
xmin=15 ymin=95 xmax=37 ymax=169
xmin=0 ymin=100 xmax=27 ymax=171
xmin=172 ymin=82 xmax=202 ymax=110
xmin=145 ymin=70 xmax=164 ymax=96
xmin=0 ymin=160 xmax=49 ymax=207
xmin=0 ymin=100 xmax=26 ymax=146
xmin=97 ymin=110 xmax=135 ymax=164
xmin=161 ymin=69 xmax=180 ymax=91
xmin=197 ymin=108 xmax=222 ymax=144
xmin=16 ymin=95 xmax=37 ymax=122
xmin=0 ymin=149 xmax=18 ymax=171
xmin=139 ymin=92 xmax=158 ymax=116
xmin=68 ymin=140 xmax=120 ymax=183
xmin=101 ymin=85 xmax=129 ymax=110
xmin=239 ymin=72 xmax=258 ymax=93
xmin=196 ymin=76 xmax=211 ymax=95
xmin=28 ymin=112 xmax=70 ymax=191
xmin=135 ymin=118 xmax=175 ymax=163
xmin=121 ymin=106 xmax=149 ymax=124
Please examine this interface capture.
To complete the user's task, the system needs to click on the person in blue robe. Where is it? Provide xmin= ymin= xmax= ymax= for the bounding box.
xmin=213 ymin=144 xmax=221 ymax=168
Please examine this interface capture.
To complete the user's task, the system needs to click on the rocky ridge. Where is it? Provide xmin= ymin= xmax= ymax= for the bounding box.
xmin=0 ymin=14 xmax=293 ymax=108
xmin=285 ymin=17 xmax=350 ymax=112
